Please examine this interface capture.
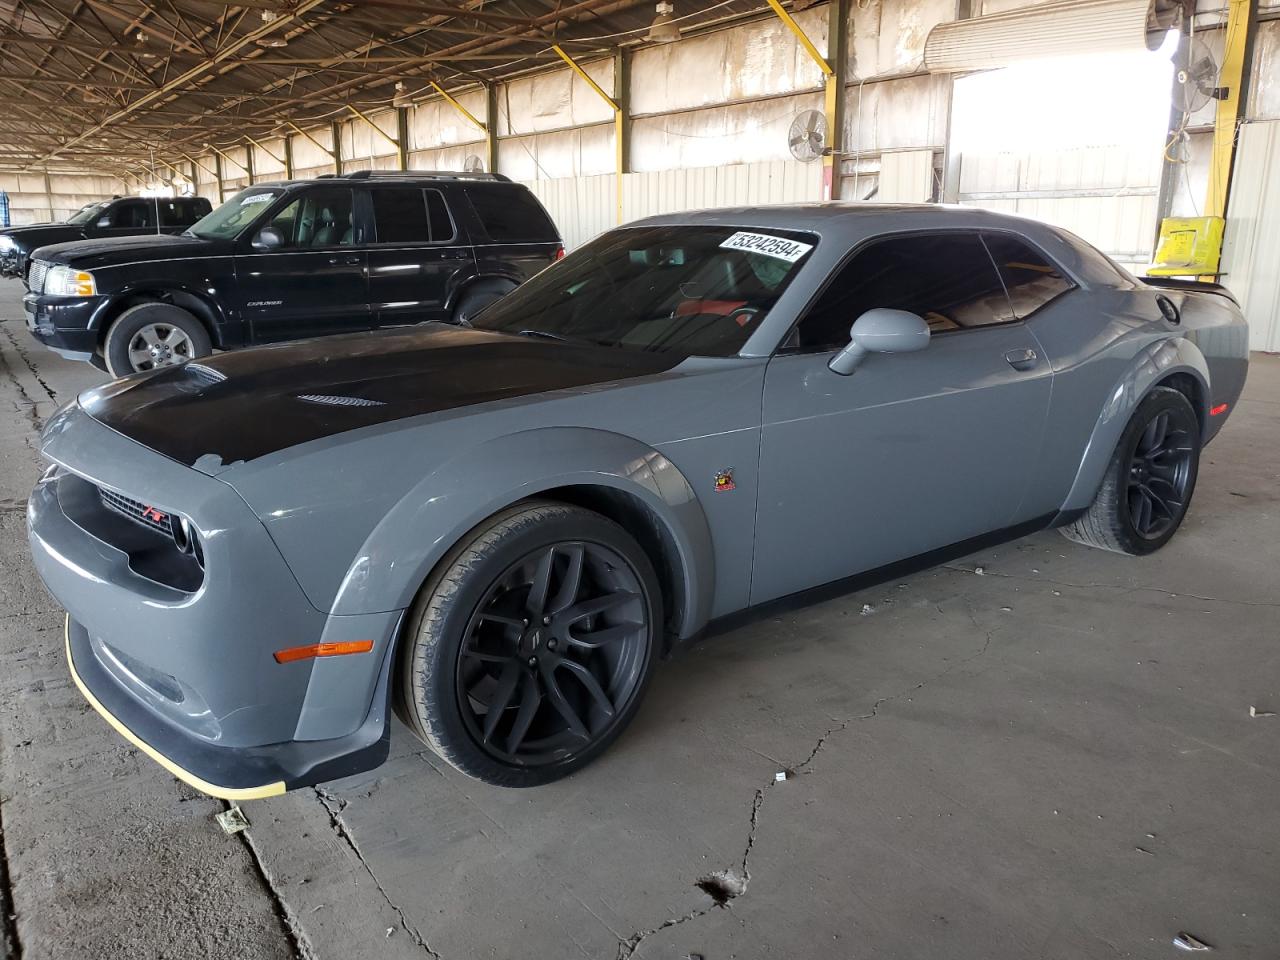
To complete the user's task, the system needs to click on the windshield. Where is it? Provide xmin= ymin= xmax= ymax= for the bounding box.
xmin=66 ymin=201 xmax=109 ymax=226
xmin=470 ymin=225 xmax=816 ymax=357
xmin=187 ymin=187 xmax=283 ymax=240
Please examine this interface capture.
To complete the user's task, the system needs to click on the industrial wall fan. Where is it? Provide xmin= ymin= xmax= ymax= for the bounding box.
xmin=788 ymin=109 xmax=827 ymax=163
xmin=1172 ymin=35 xmax=1221 ymax=115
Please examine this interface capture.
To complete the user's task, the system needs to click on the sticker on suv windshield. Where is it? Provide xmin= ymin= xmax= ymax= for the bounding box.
xmin=239 ymin=193 xmax=275 ymax=206
xmin=719 ymin=232 xmax=813 ymax=262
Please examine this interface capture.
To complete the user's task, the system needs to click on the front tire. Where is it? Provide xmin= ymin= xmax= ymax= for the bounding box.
xmin=104 ymin=302 xmax=211 ymax=378
xmin=1060 ymin=386 xmax=1200 ymax=555
xmin=396 ymin=502 xmax=662 ymax=787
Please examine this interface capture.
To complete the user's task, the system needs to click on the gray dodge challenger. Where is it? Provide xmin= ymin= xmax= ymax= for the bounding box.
xmin=28 ymin=204 xmax=1248 ymax=798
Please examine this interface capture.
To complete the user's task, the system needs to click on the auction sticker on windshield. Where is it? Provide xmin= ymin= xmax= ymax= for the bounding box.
xmin=719 ymin=232 xmax=813 ymax=262
xmin=239 ymin=193 xmax=275 ymax=206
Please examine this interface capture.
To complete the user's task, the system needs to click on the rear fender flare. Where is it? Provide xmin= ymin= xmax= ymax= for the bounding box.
xmin=1061 ymin=337 xmax=1210 ymax=513
xmin=330 ymin=427 xmax=715 ymax=637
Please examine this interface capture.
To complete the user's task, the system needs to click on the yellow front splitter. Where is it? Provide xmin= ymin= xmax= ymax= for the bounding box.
xmin=64 ymin=616 xmax=286 ymax=801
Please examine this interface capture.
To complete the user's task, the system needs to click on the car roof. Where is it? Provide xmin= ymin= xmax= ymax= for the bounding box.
xmin=251 ymin=171 xmax=514 ymax=190
xmin=628 ymin=201 xmax=1048 ymax=236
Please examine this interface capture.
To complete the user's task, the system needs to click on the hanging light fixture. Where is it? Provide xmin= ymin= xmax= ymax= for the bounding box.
xmin=392 ymin=81 xmax=412 ymax=108
xmin=257 ymin=9 xmax=287 ymax=47
xmin=647 ymin=1 xmax=680 ymax=43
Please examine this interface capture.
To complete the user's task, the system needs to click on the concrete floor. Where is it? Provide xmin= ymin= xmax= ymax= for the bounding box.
xmin=0 ymin=276 xmax=1276 ymax=960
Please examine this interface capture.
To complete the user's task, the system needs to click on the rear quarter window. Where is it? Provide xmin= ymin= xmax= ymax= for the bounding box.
xmin=465 ymin=184 xmax=558 ymax=243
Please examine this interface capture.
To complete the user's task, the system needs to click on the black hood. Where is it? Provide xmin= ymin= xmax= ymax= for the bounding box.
xmin=33 ymin=233 xmax=228 ymax=268
xmin=79 ymin=325 xmax=680 ymax=472
xmin=1 ymin=223 xmax=84 ymax=252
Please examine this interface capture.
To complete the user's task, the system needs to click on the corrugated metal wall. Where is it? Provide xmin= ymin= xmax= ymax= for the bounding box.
xmin=0 ymin=172 xmax=129 ymax=225
xmin=1221 ymin=120 xmax=1280 ymax=352
xmin=524 ymin=159 xmax=824 ymax=250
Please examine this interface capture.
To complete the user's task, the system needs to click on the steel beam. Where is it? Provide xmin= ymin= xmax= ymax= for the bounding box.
xmin=765 ymin=0 xmax=837 ymax=199
xmin=551 ymin=43 xmax=623 ymax=222
xmin=346 ymin=104 xmax=401 ymax=152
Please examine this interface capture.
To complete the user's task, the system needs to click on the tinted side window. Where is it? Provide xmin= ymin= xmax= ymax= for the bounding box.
xmin=981 ymin=232 xmax=1073 ymax=318
xmin=112 ymin=200 xmax=154 ymax=229
xmin=426 ymin=189 xmax=455 ymax=242
xmin=465 ymin=185 xmax=556 ymax=243
xmin=371 ymin=188 xmax=429 ymax=244
xmin=793 ymin=233 xmax=1012 ymax=351
xmin=266 ymin=188 xmax=354 ymax=248
xmin=158 ymin=199 xmax=201 ymax=227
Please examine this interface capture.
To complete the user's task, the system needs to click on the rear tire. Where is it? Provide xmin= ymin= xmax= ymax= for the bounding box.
xmin=395 ymin=501 xmax=661 ymax=787
xmin=104 ymin=302 xmax=211 ymax=378
xmin=451 ymin=282 xmax=514 ymax=326
xmin=1060 ymin=386 xmax=1200 ymax=555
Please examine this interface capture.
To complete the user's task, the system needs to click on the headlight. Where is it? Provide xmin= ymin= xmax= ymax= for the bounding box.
xmin=0 ymin=236 xmax=15 ymax=252
xmin=45 ymin=265 xmax=96 ymax=297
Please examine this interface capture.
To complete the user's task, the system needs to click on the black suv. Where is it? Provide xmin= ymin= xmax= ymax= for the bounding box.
xmin=23 ymin=171 xmax=561 ymax=377
xmin=1 ymin=196 xmax=211 ymax=281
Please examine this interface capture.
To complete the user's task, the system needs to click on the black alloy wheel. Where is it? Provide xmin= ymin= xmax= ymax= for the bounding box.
xmin=1126 ymin=408 xmax=1195 ymax=540
xmin=1060 ymin=386 xmax=1201 ymax=556
xmin=457 ymin=540 xmax=649 ymax=766
xmin=397 ymin=501 xmax=661 ymax=786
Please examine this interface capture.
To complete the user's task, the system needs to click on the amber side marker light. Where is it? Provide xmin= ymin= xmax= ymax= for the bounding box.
xmin=274 ymin=640 xmax=374 ymax=664
xmin=1210 ymin=403 xmax=1230 ymax=416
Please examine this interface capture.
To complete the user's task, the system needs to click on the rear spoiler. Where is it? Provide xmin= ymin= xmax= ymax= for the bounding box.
xmin=1141 ymin=276 xmax=1239 ymax=307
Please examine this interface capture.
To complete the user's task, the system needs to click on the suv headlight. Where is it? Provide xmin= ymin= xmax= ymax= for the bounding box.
xmin=45 ymin=265 xmax=96 ymax=297
xmin=0 ymin=236 xmax=15 ymax=252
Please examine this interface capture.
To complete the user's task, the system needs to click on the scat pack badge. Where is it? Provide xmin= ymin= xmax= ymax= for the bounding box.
xmin=713 ymin=468 xmax=736 ymax=493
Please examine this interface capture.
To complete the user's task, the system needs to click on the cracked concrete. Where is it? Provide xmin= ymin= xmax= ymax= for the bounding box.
xmin=0 ymin=277 xmax=1277 ymax=960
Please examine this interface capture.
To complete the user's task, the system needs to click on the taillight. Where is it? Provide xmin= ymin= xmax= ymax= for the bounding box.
xmin=554 ymin=246 xmax=565 ymax=261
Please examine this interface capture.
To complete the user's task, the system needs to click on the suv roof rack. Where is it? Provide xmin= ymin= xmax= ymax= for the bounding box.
xmin=337 ymin=169 xmax=511 ymax=182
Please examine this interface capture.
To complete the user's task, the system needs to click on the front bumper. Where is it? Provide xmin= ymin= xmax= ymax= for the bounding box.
xmin=65 ymin=617 xmax=393 ymax=799
xmin=29 ymin=403 xmax=403 ymax=797
xmin=23 ymin=292 xmax=101 ymax=360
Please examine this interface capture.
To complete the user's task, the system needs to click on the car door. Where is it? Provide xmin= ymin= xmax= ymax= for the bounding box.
xmin=366 ymin=185 xmax=473 ymax=326
xmin=234 ymin=186 xmax=371 ymax=343
xmin=750 ymin=230 xmax=1054 ymax=605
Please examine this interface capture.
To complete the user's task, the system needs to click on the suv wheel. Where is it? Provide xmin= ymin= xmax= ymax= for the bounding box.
xmin=104 ymin=303 xmax=212 ymax=378
xmin=452 ymin=282 xmax=515 ymax=325
xmin=396 ymin=501 xmax=661 ymax=787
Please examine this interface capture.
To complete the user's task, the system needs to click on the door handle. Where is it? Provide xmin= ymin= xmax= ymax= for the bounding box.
xmin=328 ymin=254 xmax=361 ymax=265
xmin=1004 ymin=347 xmax=1039 ymax=370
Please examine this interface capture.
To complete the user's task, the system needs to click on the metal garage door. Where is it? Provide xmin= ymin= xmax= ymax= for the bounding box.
xmin=957 ymin=144 xmax=1162 ymax=269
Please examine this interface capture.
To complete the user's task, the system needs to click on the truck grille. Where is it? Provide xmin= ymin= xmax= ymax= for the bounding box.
xmin=27 ymin=260 xmax=48 ymax=293
xmin=98 ymin=486 xmax=174 ymax=538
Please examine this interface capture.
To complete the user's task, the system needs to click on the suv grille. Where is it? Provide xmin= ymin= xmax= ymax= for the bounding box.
xmin=98 ymin=486 xmax=174 ymax=537
xmin=28 ymin=260 xmax=48 ymax=293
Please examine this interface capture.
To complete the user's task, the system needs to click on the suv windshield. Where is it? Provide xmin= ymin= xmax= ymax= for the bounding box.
xmin=66 ymin=201 xmax=109 ymax=226
xmin=470 ymin=225 xmax=816 ymax=357
xmin=187 ymin=187 xmax=283 ymax=240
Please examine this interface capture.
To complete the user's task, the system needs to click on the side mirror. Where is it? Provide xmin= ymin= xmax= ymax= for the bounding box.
xmin=828 ymin=308 xmax=931 ymax=376
xmin=251 ymin=226 xmax=284 ymax=252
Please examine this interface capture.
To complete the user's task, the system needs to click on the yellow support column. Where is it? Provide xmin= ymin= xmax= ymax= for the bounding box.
xmin=552 ymin=43 xmax=625 ymax=223
xmin=1206 ymin=0 xmax=1253 ymax=223
xmin=766 ymin=0 xmax=837 ymax=199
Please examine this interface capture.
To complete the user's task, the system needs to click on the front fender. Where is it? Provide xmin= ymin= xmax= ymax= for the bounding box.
xmin=88 ymin=282 xmax=230 ymax=333
xmin=330 ymin=427 xmax=716 ymax=637
xmin=1061 ymin=337 xmax=1210 ymax=513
